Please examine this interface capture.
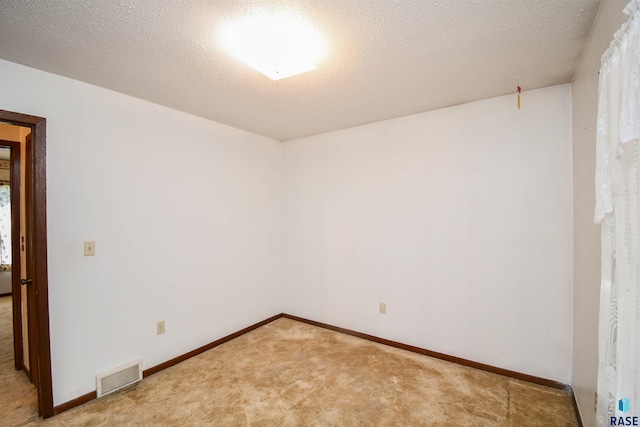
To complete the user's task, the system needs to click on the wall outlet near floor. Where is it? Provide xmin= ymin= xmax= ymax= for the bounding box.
xmin=379 ymin=303 xmax=386 ymax=314
xmin=157 ymin=320 xmax=165 ymax=335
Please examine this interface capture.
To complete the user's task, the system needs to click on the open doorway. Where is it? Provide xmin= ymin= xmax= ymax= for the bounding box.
xmin=0 ymin=135 xmax=37 ymax=423
xmin=0 ymin=111 xmax=52 ymax=419
xmin=0 ymin=134 xmax=26 ymax=373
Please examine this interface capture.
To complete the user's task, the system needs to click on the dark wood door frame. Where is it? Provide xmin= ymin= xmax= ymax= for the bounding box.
xmin=0 ymin=110 xmax=52 ymax=418
xmin=0 ymin=140 xmax=23 ymax=372
xmin=24 ymin=132 xmax=38 ymax=389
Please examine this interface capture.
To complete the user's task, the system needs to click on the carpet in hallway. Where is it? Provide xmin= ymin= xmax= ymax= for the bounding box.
xmin=0 ymin=295 xmax=39 ymax=426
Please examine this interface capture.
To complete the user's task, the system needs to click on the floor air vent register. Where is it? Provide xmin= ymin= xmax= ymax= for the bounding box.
xmin=96 ymin=359 xmax=143 ymax=398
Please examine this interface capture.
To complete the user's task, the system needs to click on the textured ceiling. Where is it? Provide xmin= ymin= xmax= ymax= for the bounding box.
xmin=0 ymin=0 xmax=600 ymax=141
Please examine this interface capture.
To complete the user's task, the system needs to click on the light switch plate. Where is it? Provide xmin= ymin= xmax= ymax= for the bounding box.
xmin=84 ymin=241 xmax=95 ymax=256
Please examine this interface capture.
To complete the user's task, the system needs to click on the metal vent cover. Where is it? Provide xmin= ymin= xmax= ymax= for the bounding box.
xmin=96 ymin=359 xmax=142 ymax=398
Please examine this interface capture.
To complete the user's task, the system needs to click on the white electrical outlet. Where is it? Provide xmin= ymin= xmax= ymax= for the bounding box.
xmin=157 ymin=321 xmax=165 ymax=335
xmin=379 ymin=303 xmax=386 ymax=314
xmin=84 ymin=241 xmax=95 ymax=256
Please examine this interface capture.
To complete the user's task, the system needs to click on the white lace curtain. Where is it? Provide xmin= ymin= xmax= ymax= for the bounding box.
xmin=0 ymin=184 xmax=10 ymax=270
xmin=595 ymin=1 xmax=640 ymax=424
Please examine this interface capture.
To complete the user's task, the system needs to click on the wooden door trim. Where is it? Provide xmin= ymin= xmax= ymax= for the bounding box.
xmin=0 ymin=110 xmax=53 ymax=418
xmin=25 ymin=133 xmax=37 ymax=388
xmin=0 ymin=139 xmax=23 ymax=371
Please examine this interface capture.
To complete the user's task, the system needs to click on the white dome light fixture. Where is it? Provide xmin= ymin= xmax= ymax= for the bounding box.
xmin=221 ymin=12 xmax=327 ymax=81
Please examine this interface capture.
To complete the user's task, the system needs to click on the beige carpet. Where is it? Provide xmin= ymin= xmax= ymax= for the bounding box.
xmin=0 ymin=295 xmax=39 ymax=426
xmin=3 ymin=303 xmax=579 ymax=426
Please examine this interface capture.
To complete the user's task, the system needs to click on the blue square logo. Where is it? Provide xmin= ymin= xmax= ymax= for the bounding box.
xmin=619 ymin=397 xmax=630 ymax=413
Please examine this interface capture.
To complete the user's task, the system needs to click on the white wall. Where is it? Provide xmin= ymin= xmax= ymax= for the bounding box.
xmin=0 ymin=55 xmax=576 ymax=406
xmin=283 ymin=85 xmax=574 ymax=383
xmin=0 ymin=59 xmax=284 ymax=405
xmin=571 ymin=1 xmax=628 ymax=425
xmin=0 ymin=272 xmax=10 ymax=294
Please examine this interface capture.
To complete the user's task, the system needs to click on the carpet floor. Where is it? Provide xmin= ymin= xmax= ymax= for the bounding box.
xmin=0 ymin=295 xmax=38 ymax=426
xmin=2 ymin=296 xmax=579 ymax=426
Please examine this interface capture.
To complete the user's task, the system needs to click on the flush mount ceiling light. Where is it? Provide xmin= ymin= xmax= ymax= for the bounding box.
xmin=221 ymin=13 xmax=327 ymax=80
